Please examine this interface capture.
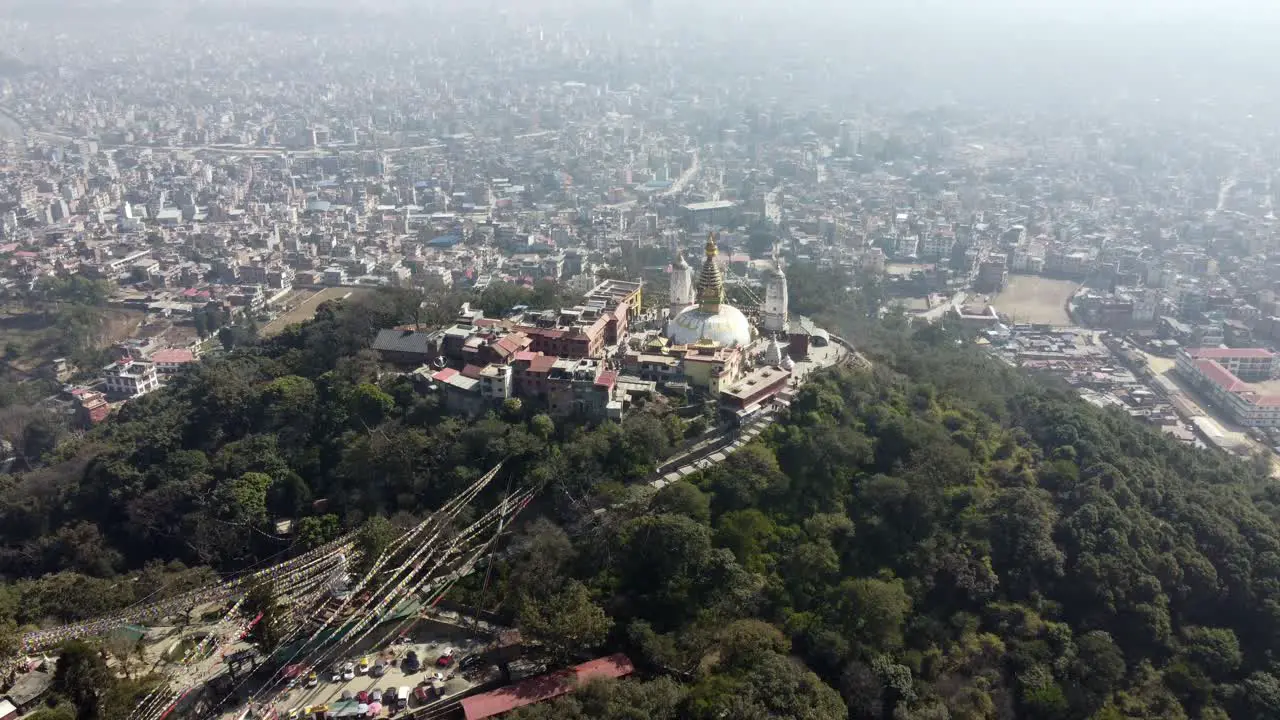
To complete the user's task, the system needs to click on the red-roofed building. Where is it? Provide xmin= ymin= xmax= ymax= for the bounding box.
xmin=73 ymin=389 xmax=111 ymax=428
xmin=1177 ymin=349 xmax=1280 ymax=427
xmin=459 ymin=654 xmax=635 ymax=720
xmin=150 ymin=348 xmax=197 ymax=375
xmin=1184 ymin=347 xmax=1277 ymax=380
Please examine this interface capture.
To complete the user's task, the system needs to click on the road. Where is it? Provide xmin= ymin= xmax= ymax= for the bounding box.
xmin=1216 ymin=175 xmax=1237 ymax=214
xmin=659 ymin=150 xmax=699 ymax=197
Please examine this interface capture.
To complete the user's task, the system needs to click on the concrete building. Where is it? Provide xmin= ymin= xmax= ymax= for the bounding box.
xmin=102 ymin=358 xmax=160 ymax=399
xmin=1178 ymin=347 xmax=1277 ymax=381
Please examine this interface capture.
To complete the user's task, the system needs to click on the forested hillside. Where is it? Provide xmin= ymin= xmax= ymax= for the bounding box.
xmin=496 ymin=320 xmax=1280 ymax=719
xmin=5 ymin=283 xmax=1280 ymax=719
xmin=0 ymin=287 xmax=681 ymax=628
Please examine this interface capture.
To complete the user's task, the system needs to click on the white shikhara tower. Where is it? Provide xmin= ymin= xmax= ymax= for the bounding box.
xmin=669 ymin=248 xmax=696 ymax=316
xmin=761 ymin=246 xmax=789 ymax=333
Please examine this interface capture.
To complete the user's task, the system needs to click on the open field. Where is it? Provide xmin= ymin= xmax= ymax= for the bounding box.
xmin=992 ymin=276 xmax=1080 ymax=326
xmin=260 ymin=287 xmax=373 ymax=337
xmin=1 ymin=307 xmax=145 ymax=372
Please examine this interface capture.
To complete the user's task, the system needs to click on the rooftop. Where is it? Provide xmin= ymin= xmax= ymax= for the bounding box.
xmin=1187 ymin=347 xmax=1275 ymax=360
xmin=682 ymin=200 xmax=736 ymax=211
xmin=459 ymin=654 xmax=635 ymax=720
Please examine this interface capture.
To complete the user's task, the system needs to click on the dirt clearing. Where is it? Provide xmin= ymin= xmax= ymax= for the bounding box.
xmin=992 ymin=276 xmax=1080 ymax=326
xmin=260 ymin=287 xmax=373 ymax=337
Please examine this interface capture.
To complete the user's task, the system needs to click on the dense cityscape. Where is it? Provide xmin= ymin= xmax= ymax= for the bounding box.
xmin=3 ymin=2 xmax=1280 ymax=720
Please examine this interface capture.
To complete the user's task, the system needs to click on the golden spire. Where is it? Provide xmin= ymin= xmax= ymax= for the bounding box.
xmin=697 ymin=232 xmax=724 ymax=310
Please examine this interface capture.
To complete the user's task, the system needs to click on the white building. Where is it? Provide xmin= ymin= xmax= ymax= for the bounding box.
xmin=668 ymin=250 xmax=695 ymax=316
xmin=761 ymin=255 xmax=789 ymax=334
xmin=102 ymin=358 xmax=160 ymax=399
xmin=478 ymin=364 xmax=513 ymax=401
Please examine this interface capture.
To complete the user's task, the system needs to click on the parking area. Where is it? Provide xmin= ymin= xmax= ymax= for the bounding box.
xmin=268 ymin=634 xmax=492 ymax=717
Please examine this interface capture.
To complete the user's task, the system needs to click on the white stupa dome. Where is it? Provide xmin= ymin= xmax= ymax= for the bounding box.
xmin=664 ymin=232 xmax=754 ymax=348
xmin=667 ymin=303 xmax=753 ymax=347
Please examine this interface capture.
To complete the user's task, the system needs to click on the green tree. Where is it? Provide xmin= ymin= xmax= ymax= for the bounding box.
xmin=519 ymin=580 xmax=611 ymax=664
xmin=52 ymin=639 xmax=111 ymax=719
xmin=243 ymin=583 xmax=285 ymax=653
xmin=650 ymin=482 xmax=711 ymax=524
xmin=220 ymin=472 xmax=274 ymax=524
xmin=355 ymin=516 xmax=400 ymax=569
xmin=835 ymin=576 xmax=912 ymax=650
xmin=350 ymin=383 xmax=395 ymax=427
xmin=296 ymin=514 xmax=341 ymax=549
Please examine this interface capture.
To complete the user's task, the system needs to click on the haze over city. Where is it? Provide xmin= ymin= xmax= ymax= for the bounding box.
xmin=2 ymin=2 xmax=1280 ymax=720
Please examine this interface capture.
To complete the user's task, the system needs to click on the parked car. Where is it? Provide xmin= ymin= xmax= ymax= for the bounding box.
xmin=370 ymin=690 xmax=383 ymax=703
xmin=306 ymin=672 xmax=318 ymax=688
xmin=403 ymin=651 xmax=420 ymax=673
xmin=371 ymin=658 xmax=388 ymax=677
xmin=435 ymin=648 xmax=455 ymax=667
xmin=397 ymin=686 xmax=410 ymax=710
xmin=342 ymin=662 xmax=356 ymax=681
xmin=357 ymin=657 xmax=371 ymax=674
xmin=413 ymin=686 xmax=432 ymax=704
xmin=458 ymin=654 xmax=483 ymax=670
xmin=356 ymin=690 xmax=369 ymax=703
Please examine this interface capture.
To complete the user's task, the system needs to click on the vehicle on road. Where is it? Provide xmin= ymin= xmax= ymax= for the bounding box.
xmin=305 ymin=671 xmax=318 ymax=688
xmin=342 ymin=662 xmax=355 ymax=681
xmin=371 ymin=658 xmax=388 ymax=677
xmin=358 ymin=656 xmax=370 ymax=674
xmin=436 ymin=647 xmax=455 ymax=667
xmin=403 ymin=650 xmax=420 ymax=673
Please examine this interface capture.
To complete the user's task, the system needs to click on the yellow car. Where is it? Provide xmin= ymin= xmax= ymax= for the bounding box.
xmin=357 ymin=657 xmax=370 ymax=674
xmin=305 ymin=705 xmax=328 ymax=716
xmin=286 ymin=710 xmax=300 ymax=720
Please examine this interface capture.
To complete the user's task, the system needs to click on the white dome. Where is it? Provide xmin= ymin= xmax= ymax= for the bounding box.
xmin=667 ymin=303 xmax=753 ymax=347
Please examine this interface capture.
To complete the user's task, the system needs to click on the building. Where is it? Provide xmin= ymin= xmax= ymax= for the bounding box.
xmin=1175 ymin=348 xmax=1280 ymax=428
xmin=459 ymin=654 xmax=635 ymax=720
xmin=102 ymin=358 xmax=160 ymax=399
xmin=682 ymin=199 xmax=737 ymax=227
xmin=150 ymin=348 xmax=197 ymax=375
xmin=680 ymin=341 xmax=744 ymax=393
xmin=975 ymin=254 xmax=1008 ymax=293
xmin=5 ymin=669 xmax=52 ymax=714
xmin=760 ymin=253 xmax=789 ymax=334
xmin=1178 ymin=347 xmax=1277 ymax=381
xmin=621 ymin=352 xmax=682 ymax=385
xmin=430 ymin=367 xmax=485 ymax=417
xmin=666 ymin=234 xmax=754 ymax=347
xmin=720 ymin=365 xmax=793 ymax=418
xmin=71 ymin=388 xmax=111 ymax=427
xmin=372 ymin=328 xmax=439 ymax=366
xmin=478 ymin=364 xmax=513 ymax=401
